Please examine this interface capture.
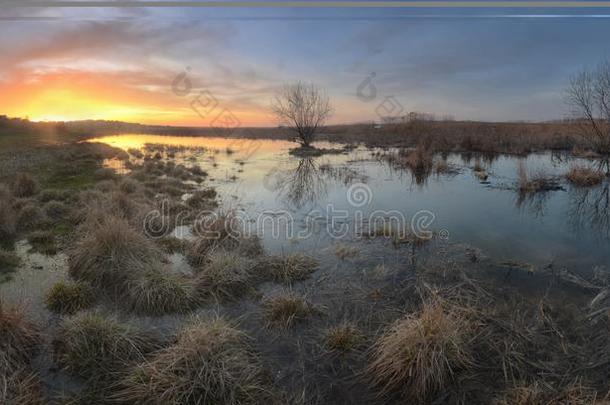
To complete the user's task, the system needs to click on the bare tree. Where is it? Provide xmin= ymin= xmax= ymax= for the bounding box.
xmin=566 ymin=60 xmax=610 ymax=156
xmin=272 ymin=81 xmax=333 ymax=147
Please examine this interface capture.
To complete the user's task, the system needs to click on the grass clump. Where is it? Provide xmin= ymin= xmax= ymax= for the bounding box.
xmin=45 ymin=281 xmax=96 ymax=315
xmin=196 ymin=250 xmax=254 ymax=300
xmin=68 ymin=216 xmax=165 ymax=290
xmin=0 ymin=301 xmax=40 ymax=372
xmin=27 ymin=230 xmax=57 ymax=255
xmin=54 ymin=311 xmax=156 ymax=380
xmin=333 ymin=243 xmax=359 ymax=260
xmin=566 ymin=165 xmax=604 ymax=187
xmin=324 ymin=322 xmax=364 ymax=352
xmin=0 ymin=186 xmax=16 ymax=243
xmin=117 ymin=316 xmax=274 ymax=404
xmin=188 ymin=211 xmax=263 ymax=266
xmin=17 ymin=203 xmax=45 ymax=230
xmin=516 ymin=162 xmax=559 ymax=194
xmin=125 ymin=269 xmax=199 ymax=315
xmin=0 ymin=249 xmax=20 ymax=276
xmin=368 ymin=301 xmax=472 ymax=400
xmin=12 ymin=173 xmax=39 ymax=198
xmin=262 ymin=292 xmax=317 ymax=329
xmin=258 ymin=253 xmax=319 ymax=283
xmin=0 ymin=368 xmax=43 ymax=405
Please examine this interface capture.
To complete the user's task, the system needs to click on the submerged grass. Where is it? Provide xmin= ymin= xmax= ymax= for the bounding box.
xmin=116 ymin=316 xmax=275 ymax=404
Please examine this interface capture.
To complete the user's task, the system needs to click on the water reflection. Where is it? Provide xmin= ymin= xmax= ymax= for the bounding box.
xmin=265 ymin=158 xmax=328 ymax=210
xmin=568 ymin=182 xmax=610 ymax=239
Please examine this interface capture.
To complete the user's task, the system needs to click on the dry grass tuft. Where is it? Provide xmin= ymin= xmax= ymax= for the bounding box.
xmin=125 ymin=268 xmax=199 ymax=315
xmin=54 ymin=311 xmax=156 ymax=380
xmin=188 ymin=212 xmax=263 ymax=265
xmin=45 ymin=281 xmax=96 ymax=315
xmin=493 ymin=380 xmax=601 ymax=405
xmin=333 ymin=243 xmax=359 ymax=260
xmin=116 ymin=316 xmax=274 ymax=404
xmin=0 ymin=301 xmax=40 ymax=373
xmin=195 ymin=250 xmax=254 ymax=300
xmin=68 ymin=216 xmax=165 ymax=290
xmin=27 ymin=230 xmax=57 ymax=255
xmin=368 ymin=301 xmax=472 ymax=400
xmin=263 ymin=292 xmax=317 ymax=329
xmin=12 ymin=173 xmax=39 ymax=198
xmin=517 ymin=162 xmax=558 ymax=194
xmin=0 ymin=186 xmax=16 ymax=243
xmin=16 ymin=203 xmax=46 ymax=230
xmin=324 ymin=322 xmax=364 ymax=352
xmin=0 ymin=249 xmax=20 ymax=275
xmin=566 ymin=165 xmax=604 ymax=187
xmin=0 ymin=368 xmax=43 ymax=405
xmin=258 ymin=253 xmax=319 ymax=283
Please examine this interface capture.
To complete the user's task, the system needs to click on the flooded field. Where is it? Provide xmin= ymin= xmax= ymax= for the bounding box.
xmin=2 ymin=133 xmax=610 ymax=404
xmin=92 ymin=134 xmax=610 ymax=273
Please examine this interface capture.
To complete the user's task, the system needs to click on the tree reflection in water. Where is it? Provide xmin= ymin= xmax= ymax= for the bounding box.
xmin=568 ymin=181 xmax=610 ymax=239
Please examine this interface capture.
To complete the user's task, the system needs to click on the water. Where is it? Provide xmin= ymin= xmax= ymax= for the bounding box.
xmin=91 ymin=134 xmax=610 ymax=274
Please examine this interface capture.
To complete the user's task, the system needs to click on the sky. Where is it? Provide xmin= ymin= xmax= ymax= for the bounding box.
xmin=1 ymin=3 xmax=610 ymax=126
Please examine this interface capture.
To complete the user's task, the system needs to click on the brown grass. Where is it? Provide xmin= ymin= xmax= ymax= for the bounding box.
xmin=566 ymin=165 xmax=605 ymax=187
xmin=368 ymin=301 xmax=472 ymax=400
xmin=11 ymin=173 xmax=39 ymax=198
xmin=54 ymin=311 xmax=157 ymax=381
xmin=0 ymin=301 xmax=40 ymax=373
xmin=45 ymin=281 xmax=96 ymax=315
xmin=188 ymin=211 xmax=263 ymax=266
xmin=493 ymin=380 xmax=601 ymax=405
xmin=0 ymin=185 xmax=16 ymax=243
xmin=116 ymin=316 xmax=274 ymax=404
xmin=0 ymin=249 xmax=20 ymax=276
xmin=125 ymin=268 xmax=199 ymax=315
xmin=68 ymin=216 xmax=165 ymax=290
xmin=195 ymin=250 xmax=254 ymax=300
xmin=262 ymin=292 xmax=317 ymax=329
xmin=257 ymin=253 xmax=319 ymax=283
xmin=333 ymin=243 xmax=359 ymax=260
xmin=517 ymin=162 xmax=558 ymax=194
xmin=324 ymin=322 xmax=364 ymax=352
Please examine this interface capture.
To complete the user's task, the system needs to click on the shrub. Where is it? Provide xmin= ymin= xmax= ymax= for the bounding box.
xmin=324 ymin=322 xmax=364 ymax=352
xmin=257 ymin=253 xmax=319 ymax=283
xmin=68 ymin=216 xmax=165 ymax=290
xmin=45 ymin=281 xmax=96 ymax=315
xmin=125 ymin=269 xmax=199 ymax=315
xmin=262 ymin=292 xmax=316 ymax=329
xmin=195 ymin=250 xmax=254 ymax=300
xmin=368 ymin=301 xmax=472 ymax=400
xmin=54 ymin=311 xmax=156 ymax=380
xmin=566 ymin=165 xmax=604 ymax=187
xmin=117 ymin=317 xmax=273 ymax=404
xmin=12 ymin=173 xmax=39 ymax=198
